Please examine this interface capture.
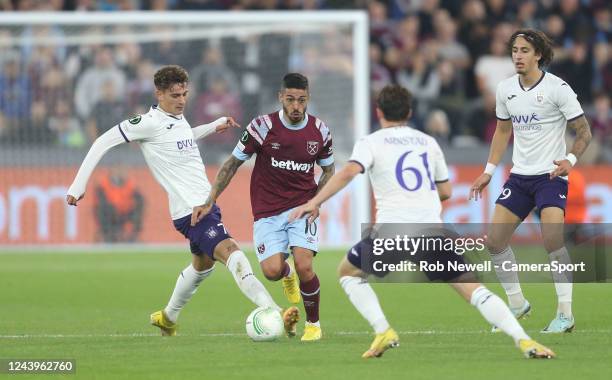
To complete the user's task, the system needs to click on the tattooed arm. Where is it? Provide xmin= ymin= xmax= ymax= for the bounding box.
xmin=550 ymin=115 xmax=592 ymax=179
xmin=191 ymin=155 xmax=245 ymax=225
xmin=316 ymin=164 xmax=335 ymax=194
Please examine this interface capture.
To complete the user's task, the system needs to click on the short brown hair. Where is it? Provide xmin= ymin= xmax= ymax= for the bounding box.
xmin=508 ymin=29 xmax=554 ymax=68
xmin=154 ymin=65 xmax=189 ymax=90
xmin=377 ymin=85 xmax=412 ymax=122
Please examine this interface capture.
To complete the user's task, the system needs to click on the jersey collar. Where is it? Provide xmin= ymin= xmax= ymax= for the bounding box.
xmin=278 ymin=109 xmax=308 ymax=130
xmin=152 ymin=104 xmax=183 ymax=120
xmin=518 ymin=71 xmax=545 ymax=92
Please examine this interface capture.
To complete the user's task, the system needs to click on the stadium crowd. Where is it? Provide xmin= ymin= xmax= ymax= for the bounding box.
xmin=0 ymin=0 xmax=609 ymax=162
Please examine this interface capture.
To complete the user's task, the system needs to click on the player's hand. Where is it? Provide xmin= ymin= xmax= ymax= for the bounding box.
xmin=550 ymin=159 xmax=572 ymax=179
xmin=215 ymin=117 xmax=240 ymax=134
xmin=469 ymin=173 xmax=492 ymax=201
xmin=288 ymin=201 xmax=319 ymax=224
xmin=191 ymin=202 xmax=213 ymax=226
xmin=66 ymin=194 xmax=84 ymax=206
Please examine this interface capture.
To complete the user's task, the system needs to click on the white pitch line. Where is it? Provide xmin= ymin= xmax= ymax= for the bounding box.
xmin=1 ymin=330 xmax=610 ymax=339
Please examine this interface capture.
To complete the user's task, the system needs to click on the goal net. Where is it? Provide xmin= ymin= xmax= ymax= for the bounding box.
xmin=0 ymin=11 xmax=369 ymax=249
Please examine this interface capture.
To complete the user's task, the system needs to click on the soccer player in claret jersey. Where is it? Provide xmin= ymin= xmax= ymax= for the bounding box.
xmin=291 ymin=84 xmax=554 ymax=359
xmin=470 ymin=29 xmax=592 ymax=333
xmin=193 ymin=73 xmax=335 ymax=341
xmin=66 ymin=65 xmax=298 ymax=336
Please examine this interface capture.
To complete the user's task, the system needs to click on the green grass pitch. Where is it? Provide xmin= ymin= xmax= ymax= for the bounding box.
xmin=1 ymin=249 xmax=611 ymax=380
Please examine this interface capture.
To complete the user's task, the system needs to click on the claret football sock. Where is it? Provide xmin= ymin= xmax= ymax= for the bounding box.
xmin=300 ymin=274 xmax=321 ymax=323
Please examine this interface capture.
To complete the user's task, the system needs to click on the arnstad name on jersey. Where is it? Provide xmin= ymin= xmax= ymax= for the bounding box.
xmin=271 ymin=156 xmax=313 ymax=172
xmin=384 ymin=136 xmax=428 ymax=146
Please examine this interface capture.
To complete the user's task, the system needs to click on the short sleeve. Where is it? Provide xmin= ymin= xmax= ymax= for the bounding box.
xmin=317 ymin=123 xmax=334 ymax=167
xmin=495 ymin=84 xmax=510 ymax=120
xmin=431 ymin=140 xmax=449 ymax=182
xmin=232 ymin=126 xmax=260 ymax=161
xmin=117 ymin=114 xmax=157 ymax=142
xmin=554 ymin=82 xmax=584 ymax=121
xmin=349 ymin=137 xmax=374 ymax=173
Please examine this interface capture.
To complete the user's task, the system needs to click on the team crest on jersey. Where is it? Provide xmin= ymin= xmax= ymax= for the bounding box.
xmin=306 ymin=141 xmax=319 ymax=155
xmin=206 ymin=227 xmax=218 ymax=239
xmin=271 ymin=142 xmax=281 ymax=150
xmin=536 ymin=93 xmax=544 ymax=104
xmin=257 ymin=243 xmax=265 ymax=255
xmin=128 ymin=115 xmax=142 ymax=125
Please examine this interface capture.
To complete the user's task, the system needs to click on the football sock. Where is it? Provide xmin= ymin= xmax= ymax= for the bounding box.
xmin=226 ymin=251 xmax=281 ymax=312
xmin=471 ymin=286 xmax=530 ymax=344
xmin=300 ymin=274 xmax=320 ymax=323
xmin=164 ymin=263 xmax=214 ymax=323
xmin=491 ymin=246 xmax=526 ymax=309
xmin=549 ymin=247 xmax=573 ymax=316
xmin=281 ymin=261 xmax=291 ymax=278
xmin=340 ymin=276 xmax=390 ymax=334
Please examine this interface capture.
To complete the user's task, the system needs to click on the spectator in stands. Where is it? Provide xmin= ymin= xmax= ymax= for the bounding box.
xmin=190 ymin=45 xmax=239 ymax=95
xmin=589 ymin=92 xmax=612 ymax=162
xmin=425 ymin=109 xmax=451 ymax=147
xmin=431 ymin=59 xmax=466 ymax=136
xmin=48 ymin=99 xmax=85 ymax=148
xmin=86 ymin=80 xmax=127 ymax=142
xmin=550 ymin=40 xmax=593 ymax=103
xmin=0 ymin=52 xmax=31 ymax=141
xmin=397 ymin=47 xmax=440 ymax=126
xmin=126 ymin=59 xmax=156 ymax=112
xmin=433 ymin=9 xmax=470 ymax=71
xmin=95 ymin=168 xmax=144 ymax=243
xmin=74 ymin=46 xmax=126 ymax=121
xmin=192 ymin=76 xmax=242 ymax=157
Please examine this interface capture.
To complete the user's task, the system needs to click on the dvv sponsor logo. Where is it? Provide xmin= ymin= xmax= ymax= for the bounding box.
xmin=511 ymin=113 xmax=542 ymax=132
xmin=271 ymin=156 xmax=313 ymax=172
xmin=177 ymin=139 xmax=195 ymax=150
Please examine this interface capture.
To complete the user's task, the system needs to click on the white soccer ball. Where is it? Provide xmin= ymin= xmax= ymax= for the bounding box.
xmin=245 ymin=306 xmax=284 ymax=342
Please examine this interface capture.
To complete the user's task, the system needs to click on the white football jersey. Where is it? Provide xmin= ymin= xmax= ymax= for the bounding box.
xmin=118 ymin=105 xmax=210 ymax=220
xmin=495 ymin=72 xmax=584 ymax=176
xmin=349 ymin=126 xmax=449 ymax=223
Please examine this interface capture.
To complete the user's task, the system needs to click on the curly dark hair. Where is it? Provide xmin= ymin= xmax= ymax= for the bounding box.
xmin=508 ymin=29 xmax=555 ymax=68
xmin=377 ymin=85 xmax=412 ymax=122
xmin=154 ymin=65 xmax=189 ymax=90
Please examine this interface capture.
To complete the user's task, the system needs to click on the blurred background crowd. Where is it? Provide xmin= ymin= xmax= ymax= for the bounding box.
xmin=0 ymin=0 xmax=610 ymax=163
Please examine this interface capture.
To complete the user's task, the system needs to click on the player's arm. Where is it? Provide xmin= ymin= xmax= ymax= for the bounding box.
xmin=191 ymin=155 xmax=245 ymax=226
xmin=289 ymin=162 xmax=361 ymax=224
xmin=437 ymin=181 xmax=452 ymax=201
xmin=550 ymin=115 xmax=592 ymax=179
xmin=469 ymin=118 xmax=513 ymax=200
xmin=316 ymin=164 xmax=335 ymax=194
xmin=191 ymin=117 xmax=240 ymax=140
xmin=66 ymin=127 xmax=126 ymax=206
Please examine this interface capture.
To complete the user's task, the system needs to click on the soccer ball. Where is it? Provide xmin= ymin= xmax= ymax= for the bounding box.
xmin=245 ymin=307 xmax=284 ymax=342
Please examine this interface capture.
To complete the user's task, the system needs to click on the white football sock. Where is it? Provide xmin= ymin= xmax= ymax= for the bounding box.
xmin=340 ymin=276 xmax=390 ymax=334
xmin=471 ymin=286 xmax=530 ymax=344
xmin=549 ymin=247 xmax=573 ymax=316
xmin=226 ymin=251 xmax=281 ymax=312
xmin=164 ymin=263 xmax=214 ymax=323
xmin=491 ymin=246 xmax=526 ymax=309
